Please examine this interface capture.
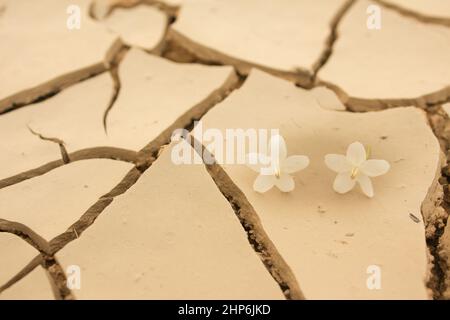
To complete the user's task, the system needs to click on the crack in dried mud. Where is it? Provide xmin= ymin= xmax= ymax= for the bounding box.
xmin=374 ymin=0 xmax=450 ymax=28
xmin=311 ymin=0 xmax=356 ymax=81
xmin=0 ymin=68 xmax=242 ymax=297
xmin=186 ymin=136 xmax=305 ymax=300
xmin=0 ymin=38 xmax=124 ymax=116
xmin=28 ymin=126 xmax=70 ymax=164
xmin=425 ymin=107 xmax=450 ymax=298
xmin=2 ymin=0 xmax=450 ymax=300
xmin=0 ymin=147 xmax=138 ymax=190
xmin=0 ymin=219 xmax=50 ymax=255
xmin=102 ymin=45 xmax=130 ymax=133
xmin=43 ymin=256 xmax=75 ymax=300
xmin=315 ymin=79 xmax=450 ymax=112
xmin=164 ymin=29 xmax=313 ymax=87
xmin=89 ymin=0 xmax=179 ymax=20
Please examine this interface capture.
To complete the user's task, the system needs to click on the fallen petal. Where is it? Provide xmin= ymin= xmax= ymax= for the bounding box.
xmin=333 ymin=172 xmax=356 ymax=194
xmin=324 ymin=154 xmax=352 ymax=173
xmin=346 ymin=141 xmax=367 ymax=166
xmin=360 ymin=159 xmax=390 ymax=177
xmin=253 ymin=174 xmax=276 ymax=193
xmin=283 ymin=155 xmax=310 ymax=173
xmin=274 ymin=174 xmax=295 ymax=193
xmin=357 ymin=174 xmax=374 ymax=198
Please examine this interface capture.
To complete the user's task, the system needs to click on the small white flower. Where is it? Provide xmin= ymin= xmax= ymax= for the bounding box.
xmin=246 ymin=135 xmax=310 ymax=193
xmin=325 ymin=141 xmax=390 ymax=198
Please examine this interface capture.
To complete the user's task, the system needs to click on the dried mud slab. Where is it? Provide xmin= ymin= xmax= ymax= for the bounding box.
xmin=171 ymin=0 xmax=346 ymax=84
xmin=311 ymin=87 xmax=346 ymax=111
xmin=0 ymin=49 xmax=233 ymax=178
xmin=200 ymin=70 xmax=441 ymax=299
xmin=0 ymin=234 xmax=38 ymax=286
xmin=94 ymin=5 xmax=166 ymax=50
xmin=56 ymin=144 xmax=284 ymax=299
xmin=0 ymin=0 xmax=118 ymax=113
xmin=0 ymin=160 xmax=132 ymax=240
xmin=0 ymin=267 xmax=53 ymax=300
xmin=318 ymin=0 xmax=450 ymax=105
xmin=105 ymin=48 xmax=234 ymax=150
xmin=0 ymin=74 xmax=113 ymax=178
xmin=380 ymin=0 xmax=450 ymax=21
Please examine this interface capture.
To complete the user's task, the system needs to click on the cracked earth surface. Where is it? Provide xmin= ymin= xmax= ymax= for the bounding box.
xmin=1 ymin=0 xmax=450 ymax=300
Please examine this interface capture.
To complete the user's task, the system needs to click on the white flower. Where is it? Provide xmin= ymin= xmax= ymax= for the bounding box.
xmin=325 ymin=141 xmax=390 ymax=198
xmin=246 ymin=135 xmax=310 ymax=193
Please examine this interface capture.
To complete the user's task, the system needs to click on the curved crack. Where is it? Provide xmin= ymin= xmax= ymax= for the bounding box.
xmin=28 ymin=126 xmax=70 ymax=164
xmin=311 ymin=0 xmax=356 ymax=81
xmin=90 ymin=0 xmax=179 ymax=20
xmin=185 ymin=135 xmax=305 ymax=300
xmin=0 ymin=219 xmax=50 ymax=255
xmin=164 ymin=28 xmax=313 ymax=87
xmin=0 ymin=68 xmax=243 ymax=293
xmin=43 ymin=256 xmax=75 ymax=300
xmin=102 ymin=46 xmax=129 ymax=133
xmin=374 ymin=0 xmax=450 ymax=28
xmin=316 ymin=79 xmax=450 ymax=112
xmin=0 ymin=38 xmax=124 ymax=116
xmin=0 ymin=147 xmax=139 ymax=189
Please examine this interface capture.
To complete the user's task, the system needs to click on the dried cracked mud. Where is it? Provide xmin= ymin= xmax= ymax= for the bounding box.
xmin=1 ymin=0 xmax=450 ymax=300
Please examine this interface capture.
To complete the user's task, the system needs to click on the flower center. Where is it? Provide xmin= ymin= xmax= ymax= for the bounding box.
xmin=274 ymin=165 xmax=281 ymax=179
xmin=350 ymin=167 xmax=359 ymax=180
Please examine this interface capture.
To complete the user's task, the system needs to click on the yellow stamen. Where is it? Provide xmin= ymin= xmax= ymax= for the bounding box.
xmin=275 ymin=166 xmax=281 ymax=179
xmin=350 ymin=167 xmax=359 ymax=179
xmin=366 ymin=145 xmax=371 ymax=160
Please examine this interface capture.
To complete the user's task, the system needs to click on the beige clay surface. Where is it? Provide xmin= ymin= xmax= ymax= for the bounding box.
xmin=56 ymin=144 xmax=284 ymax=299
xmin=201 ymin=70 xmax=441 ymax=299
xmin=0 ymin=0 xmax=117 ymax=109
xmin=382 ymin=0 xmax=450 ymax=19
xmin=319 ymin=0 xmax=450 ymax=99
xmin=98 ymin=5 xmax=166 ymax=50
xmin=1 ymin=0 xmax=450 ymax=300
xmin=0 ymin=49 xmax=233 ymax=178
xmin=0 ymin=267 xmax=54 ymax=300
xmin=172 ymin=0 xmax=345 ymax=75
xmin=0 ymin=160 xmax=132 ymax=240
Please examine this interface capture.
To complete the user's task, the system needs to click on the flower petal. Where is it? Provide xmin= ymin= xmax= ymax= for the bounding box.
xmin=360 ymin=159 xmax=390 ymax=177
xmin=246 ymin=153 xmax=271 ymax=173
xmin=324 ymin=154 xmax=352 ymax=173
xmin=274 ymin=174 xmax=295 ymax=192
xmin=253 ymin=174 xmax=276 ymax=193
xmin=333 ymin=172 xmax=356 ymax=194
xmin=282 ymin=155 xmax=310 ymax=173
xmin=269 ymin=134 xmax=287 ymax=162
xmin=346 ymin=142 xmax=367 ymax=166
xmin=357 ymin=174 xmax=374 ymax=198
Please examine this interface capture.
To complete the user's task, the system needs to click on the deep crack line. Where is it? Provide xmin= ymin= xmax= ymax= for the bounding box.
xmin=0 ymin=219 xmax=51 ymax=255
xmin=315 ymin=79 xmax=450 ymax=113
xmin=43 ymin=255 xmax=75 ymax=300
xmin=102 ymin=45 xmax=129 ymax=133
xmin=164 ymin=28 xmax=313 ymax=87
xmin=0 ymin=38 xmax=124 ymax=116
xmin=311 ymin=0 xmax=356 ymax=82
xmin=90 ymin=0 xmax=179 ymax=20
xmin=425 ymin=106 xmax=450 ymax=299
xmin=0 ymin=146 xmax=138 ymax=190
xmin=374 ymin=0 xmax=450 ymax=28
xmin=0 ymin=68 xmax=243 ymax=295
xmin=28 ymin=126 xmax=70 ymax=164
xmin=186 ymin=136 xmax=305 ymax=300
